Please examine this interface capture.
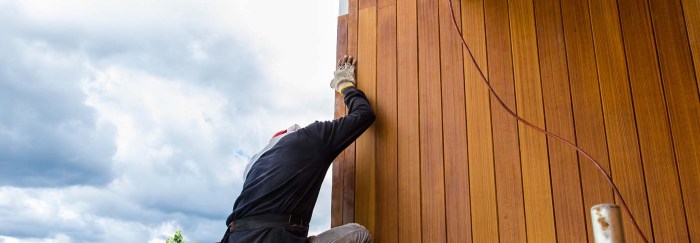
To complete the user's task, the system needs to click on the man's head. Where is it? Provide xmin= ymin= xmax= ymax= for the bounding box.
xmin=271 ymin=124 xmax=301 ymax=140
xmin=244 ymin=124 xmax=303 ymax=178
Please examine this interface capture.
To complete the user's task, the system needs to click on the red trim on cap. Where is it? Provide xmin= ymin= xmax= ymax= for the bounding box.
xmin=272 ymin=129 xmax=287 ymax=138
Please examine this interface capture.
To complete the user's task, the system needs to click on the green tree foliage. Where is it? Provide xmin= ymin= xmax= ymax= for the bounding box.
xmin=166 ymin=229 xmax=198 ymax=243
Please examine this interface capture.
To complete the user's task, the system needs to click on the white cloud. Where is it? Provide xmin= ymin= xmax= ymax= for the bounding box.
xmin=0 ymin=234 xmax=72 ymax=243
xmin=0 ymin=0 xmax=340 ymax=242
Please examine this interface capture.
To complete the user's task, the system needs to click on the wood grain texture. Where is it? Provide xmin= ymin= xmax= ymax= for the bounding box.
xmin=458 ymin=0 xmax=498 ymax=242
xmin=356 ymin=6 xmax=378 ymax=235
xmin=681 ymin=0 xmax=700 ymax=93
xmin=614 ymin=1 xmax=671 ymax=241
xmin=361 ymin=0 xmax=377 ymax=9
xmin=418 ymin=0 xmax=447 ymax=241
xmin=379 ymin=0 xmax=396 ymax=8
xmin=333 ymin=0 xmax=699 ymax=240
xmin=332 ymin=14 xmax=348 ymax=228
xmin=560 ymin=1 xmax=616 ymax=242
xmin=343 ymin=0 xmax=359 ymax=225
xmin=484 ymin=0 xmax=527 ymax=241
xmin=440 ymin=0 xmax=473 ymax=242
xmin=396 ymin=0 xmax=422 ymax=241
xmin=376 ymin=3 xmax=399 ymax=243
xmin=648 ymin=0 xmax=699 ymax=241
xmin=587 ymin=0 xmax=657 ymax=243
xmin=533 ymin=0 xmax=587 ymax=241
xmin=508 ymin=0 xmax=556 ymax=241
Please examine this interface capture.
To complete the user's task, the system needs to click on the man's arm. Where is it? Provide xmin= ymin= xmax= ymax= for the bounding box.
xmin=304 ymin=86 xmax=375 ymax=158
xmin=302 ymin=56 xmax=375 ymax=159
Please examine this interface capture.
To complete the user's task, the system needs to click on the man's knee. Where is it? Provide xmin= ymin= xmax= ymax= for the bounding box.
xmin=339 ymin=223 xmax=370 ymax=242
xmin=308 ymin=223 xmax=371 ymax=243
xmin=344 ymin=223 xmax=365 ymax=231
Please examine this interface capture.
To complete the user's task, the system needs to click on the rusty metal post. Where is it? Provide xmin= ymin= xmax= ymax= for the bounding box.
xmin=591 ymin=204 xmax=626 ymax=243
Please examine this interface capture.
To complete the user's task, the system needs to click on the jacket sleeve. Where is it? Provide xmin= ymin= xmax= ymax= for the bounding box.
xmin=303 ymin=87 xmax=376 ymax=159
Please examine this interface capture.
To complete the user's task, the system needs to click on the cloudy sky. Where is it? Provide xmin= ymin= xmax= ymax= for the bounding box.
xmin=0 ymin=0 xmax=339 ymax=242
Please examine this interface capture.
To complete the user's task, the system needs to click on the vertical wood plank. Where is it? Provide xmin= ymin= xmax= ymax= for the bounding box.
xmin=376 ymin=2 xmax=399 ymax=242
xmin=345 ymin=0 xmax=699 ymax=241
xmin=588 ymin=0 xmax=657 ymax=242
xmin=559 ymin=1 xmax=615 ymax=242
xmin=379 ymin=0 xmax=396 ymax=8
xmin=396 ymin=0 xmax=422 ymax=241
xmin=508 ymin=0 xmax=557 ymax=242
xmin=356 ymin=5 xmax=378 ymax=235
xmin=681 ymin=0 xmax=700 ymax=92
xmin=648 ymin=0 xmax=699 ymax=241
xmin=533 ymin=0 xmax=587 ymax=241
xmin=484 ymin=0 xmax=528 ymax=241
xmin=361 ymin=0 xmax=378 ymax=9
xmin=439 ymin=1 xmax=473 ymax=242
xmin=677 ymin=0 xmax=700 ymax=233
xmin=418 ymin=0 xmax=446 ymax=241
xmin=344 ymin=0 xmax=359 ymax=225
xmin=615 ymin=0 xmax=671 ymax=241
xmin=458 ymin=0 xmax=499 ymax=242
xmin=332 ymin=14 xmax=349 ymax=228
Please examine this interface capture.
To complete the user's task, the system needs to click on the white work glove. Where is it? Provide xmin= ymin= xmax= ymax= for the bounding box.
xmin=330 ymin=55 xmax=357 ymax=94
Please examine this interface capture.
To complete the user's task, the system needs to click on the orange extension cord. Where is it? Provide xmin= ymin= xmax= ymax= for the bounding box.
xmin=446 ymin=0 xmax=650 ymax=242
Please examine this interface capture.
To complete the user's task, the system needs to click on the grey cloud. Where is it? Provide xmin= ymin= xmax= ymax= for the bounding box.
xmin=0 ymin=0 xmax=334 ymax=242
xmin=0 ymin=186 xmax=222 ymax=242
xmin=0 ymin=0 xmax=267 ymax=189
xmin=3 ymin=0 xmax=269 ymax=107
xmin=0 ymin=4 xmax=116 ymax=188
xmin=0 ymin=38 xmax=117 ymax=187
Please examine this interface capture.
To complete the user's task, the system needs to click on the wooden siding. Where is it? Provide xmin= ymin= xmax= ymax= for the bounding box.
xmin=332 ymin=0 xmax=699 ymax=241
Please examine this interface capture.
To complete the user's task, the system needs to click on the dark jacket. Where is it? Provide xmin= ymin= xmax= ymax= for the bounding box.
xmin=224 ymin=87 xmax=375 ymax=243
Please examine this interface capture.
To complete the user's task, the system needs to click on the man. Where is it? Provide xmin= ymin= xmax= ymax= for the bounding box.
xmin=220 ymin=56 xmax=375 ymax=243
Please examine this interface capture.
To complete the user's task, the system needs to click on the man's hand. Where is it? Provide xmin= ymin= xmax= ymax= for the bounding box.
xmin=330 ymin=55 xmax=357 ymax=94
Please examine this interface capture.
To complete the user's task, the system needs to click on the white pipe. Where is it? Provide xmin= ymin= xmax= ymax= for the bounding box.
xmin=591 ymin=204 xmax=626 ymax=243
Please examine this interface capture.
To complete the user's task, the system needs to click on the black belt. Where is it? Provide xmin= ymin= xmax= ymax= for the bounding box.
xmin=228 ymin=214 xmax=308 ymax=232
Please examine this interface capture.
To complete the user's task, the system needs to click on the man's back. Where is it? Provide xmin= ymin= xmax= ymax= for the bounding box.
xmin=224 ymin=87 xmax=375 ymax=243
xmin=228 ymin=128 xmax=332 ymax=241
